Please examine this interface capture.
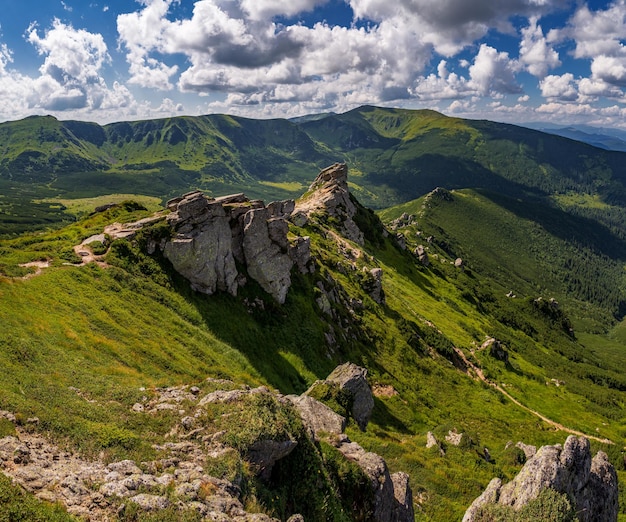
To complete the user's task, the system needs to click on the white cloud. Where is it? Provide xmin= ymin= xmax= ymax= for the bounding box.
xmin=468 ymin=44 xmax=521 ymax=96
xmin=240 ymin=0 xmax=328 ymax=21
xmin=539 ymin=73 xmax=578 ymax=101
xmin=519 ymin=17 xmax=560 ymax=78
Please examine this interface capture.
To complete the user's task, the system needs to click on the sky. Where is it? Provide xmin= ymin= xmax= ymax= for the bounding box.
xmin=0 ymin=0 xmax=626 ymax=127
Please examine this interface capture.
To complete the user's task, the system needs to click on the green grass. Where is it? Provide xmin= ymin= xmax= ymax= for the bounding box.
xmin=0 ymin=187 xmax=624 ymax=520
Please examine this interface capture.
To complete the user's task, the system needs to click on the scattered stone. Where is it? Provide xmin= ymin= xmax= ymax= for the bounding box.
xmin=445 ymin=430 xmax=463 ymax=446
xmin=414 ymin=245 xmax=429 ymax=266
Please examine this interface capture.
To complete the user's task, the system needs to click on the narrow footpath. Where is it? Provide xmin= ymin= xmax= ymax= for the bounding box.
xmin=452 ymin=346 xmax=613 ymax=445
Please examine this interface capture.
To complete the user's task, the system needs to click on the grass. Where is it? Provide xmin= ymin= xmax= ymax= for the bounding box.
xmin=0 ymin=186 xmax=624 ymax=520
xmin=35 ymin=194 xmax=163 ymax=217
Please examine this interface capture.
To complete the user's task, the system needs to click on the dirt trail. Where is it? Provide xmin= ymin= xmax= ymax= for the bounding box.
xmin=452 ymin=346 xmax=613 ymax=445
xmin=17 ymin=260 xmax=51 ymax=280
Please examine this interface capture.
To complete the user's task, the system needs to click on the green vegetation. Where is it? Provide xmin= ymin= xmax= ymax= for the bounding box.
xmin=0 ymin=108 xmax=626 ymax=520
xmin=0 ymin=474 xmax=75 ymax=522
xmin=473 ymin=488 xmax=577 ymax=521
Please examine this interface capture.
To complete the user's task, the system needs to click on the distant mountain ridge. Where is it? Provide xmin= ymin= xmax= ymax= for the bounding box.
xmin=521 ymin=121 xmax=626 ymax=152
xmin=3 ymin=105 xmax=626 ymax=236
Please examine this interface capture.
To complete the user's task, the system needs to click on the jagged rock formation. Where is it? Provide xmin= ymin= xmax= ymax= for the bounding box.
xmin=463 ymin=436 xmax=619 ymax=522
xmin=294 ymin=162 xmax=365 ymax=245
xmin=332 ymin=434 xmax=414 ymax=522
xmin=157 ymin=191 xmax=311 ymax=304
xmin=292 ymin=363 xmax=414 ymax=522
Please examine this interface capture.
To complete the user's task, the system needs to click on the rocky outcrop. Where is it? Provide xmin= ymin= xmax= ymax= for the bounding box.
xmin=159 ymin=191 xmax=312 ymax=304
xmin=332 ymin=434 xmax=414 ymax=522
xmin=294 ymin=163 xmax=365 ymax=245
xmin=293 ymin=364 xmax=413 ymax=522
xmin=325 ymin=362 xmax=375 ymax=431
xmin=1 ymin=367 xmax=413 ymax=522
xmin=463 ymin=436 xmax=618 ymax=522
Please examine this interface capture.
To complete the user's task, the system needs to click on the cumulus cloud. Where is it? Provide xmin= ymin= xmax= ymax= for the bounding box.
xmin=554 ymin=1 xmax=626 ymax=92
xmin=468 ymin=44 xmax=521 ymax=96
xmin=347 ymin=0 xmax=567 ymax=56
xmin=519 ymin=17 xmax=560 ymax=77
xmin=539 ymin=73 xmax=578 ymax=101
xmin=0 ymin=21 xmax=144 ymax=123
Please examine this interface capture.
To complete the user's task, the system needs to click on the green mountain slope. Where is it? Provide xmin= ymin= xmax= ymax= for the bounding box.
xmin=3 ymin=106 xmax=626 ymax=239
xmin=0 ymin=172 xmax=624 ymax=520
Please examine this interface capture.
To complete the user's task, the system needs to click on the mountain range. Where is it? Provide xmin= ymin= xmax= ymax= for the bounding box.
xmin=0 ymin=106 xmax=624 ymax=521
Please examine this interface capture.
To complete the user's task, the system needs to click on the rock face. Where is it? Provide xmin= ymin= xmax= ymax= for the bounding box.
xmin=463 ymin=436 xmax=618 ymax=522
xmin=294 ymin=362 xmax=413 ymax=522
xmin=161 ymin=191 xmax=311 ymax=304
xmin=294 ymin=163 xmax=365 ymax=245
xmin=333 ymin=435 xmax=414 ymax=522
xmin=325 ymin=362 xmax=375 ymax=431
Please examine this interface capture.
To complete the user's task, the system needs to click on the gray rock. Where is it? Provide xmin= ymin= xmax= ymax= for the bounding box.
xmin=515 ymin=441 xmax=537 ymax=459
xmin=462 ymin=478 xmax=503 ymax=522
xmin=246 ymin=438 xmax=298 ymax=480
xmin=294 ymin=163 xmax=364 ymax=245
xmin=391 ymin=472 xmax=414 ymax=522
xmin=243 ymin=208 xmax=294 ymax=304
xmin=287 ymin=394 xmax=346 ymax=440
xmin=463 ymin=436 xmax=618 ymax=522
xmin=335 ymin=437 xmax=414 ymax=522
xmin=128 ymin=493 xmax=170 ymax=511
xmin=326 ymin=363 xmax=374 ymax=431
xmin=288 ymin=236 xmax=312 ymax=273
xmin=363 ymin=267 xmax=385 ymax=304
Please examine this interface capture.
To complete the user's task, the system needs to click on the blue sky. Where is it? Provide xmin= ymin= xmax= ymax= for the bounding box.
xmin=0 ymin=0 xmax=625 ymax=127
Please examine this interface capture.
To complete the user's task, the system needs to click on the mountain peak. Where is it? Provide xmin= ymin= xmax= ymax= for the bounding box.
xmin=294 ymin=162 xmax=364 ymax=245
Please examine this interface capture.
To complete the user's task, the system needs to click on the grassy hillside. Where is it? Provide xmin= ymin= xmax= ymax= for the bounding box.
xmin=0 ymin=186 xmax=624 ymax=520
xmin=3 ymin=106 xmax=626 ymax=238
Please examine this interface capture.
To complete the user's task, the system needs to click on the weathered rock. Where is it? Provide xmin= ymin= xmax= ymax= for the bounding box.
xmin=462 ymin=478 xmax=503 ymax=522
xmin=246 ymin=438 xmax=298 ymax=480
xmin=362 ymin=267 xmax=385 ymax=305
xmin=335 ymin=435 xmax=414 ymax=522
xmin=164 ymin=194 xmax=238 ymax=296
xmin=445 ymin=430 xmax=463 ymax=446
xmin=127 ymin=493 xmax=170 ymax=511
xmin=288 ymin=236 xmax=313 ymax=274
xmin=243 ymin=208 xmax=294 ymax=304
xmin=286 ymin=394 xmax=346 ymax=440
xmin=463 ymin=436 xmax=619 ymax=522
xmin=326 ymin=363 xmax=374 ymax=431
xmin=415 ymin=245 xmax=429 ymax=266
xmin=391 ymin=472 xmax=414 ymax=522
xmin=294 ymin=163 xmax=364 ymax=245
xmin=160 ymin=191 xmax=300 ymax=303
xmin=515 ymin=441 xmax=537 ymax=459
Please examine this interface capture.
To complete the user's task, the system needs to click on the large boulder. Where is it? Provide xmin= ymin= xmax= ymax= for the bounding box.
xmin=286 ymin=394 xmax=346 ymax=440
xmin=463 ymin=436 xmax=618 ymax=522
xmin=325 ymin=363 xmax=375 ymax=431
xmin=242 ymin=208 xmax=294 ymax=304
xmin=163 ymin=193 xmax=238 ymax=295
